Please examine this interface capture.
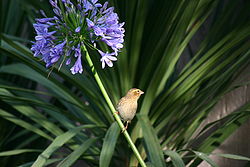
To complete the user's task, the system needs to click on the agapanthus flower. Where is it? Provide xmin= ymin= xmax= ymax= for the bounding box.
xmin=31 ymin=0 xmax=125 ymax=74
xmin=98 ymin=50 xmax=117 ymax=68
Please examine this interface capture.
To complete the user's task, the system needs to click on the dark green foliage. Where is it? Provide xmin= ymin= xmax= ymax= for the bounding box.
xmin=0 ymin=0 xmax=250 ymax=166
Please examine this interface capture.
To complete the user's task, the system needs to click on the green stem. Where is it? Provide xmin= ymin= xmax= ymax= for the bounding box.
xmin=83 ymin=45 xmax=146 ymax=167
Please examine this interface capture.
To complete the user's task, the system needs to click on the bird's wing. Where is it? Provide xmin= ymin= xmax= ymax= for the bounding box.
xmin=116 ymin=97 xmax=126 ymax=111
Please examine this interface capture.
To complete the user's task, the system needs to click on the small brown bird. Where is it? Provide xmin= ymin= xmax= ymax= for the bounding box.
xmin=116 ymin=88 xmax=144 ymax=132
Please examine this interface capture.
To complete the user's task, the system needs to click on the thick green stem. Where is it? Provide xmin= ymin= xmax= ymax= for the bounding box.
xmin=83 ymin=45 xmax=146 ymax=167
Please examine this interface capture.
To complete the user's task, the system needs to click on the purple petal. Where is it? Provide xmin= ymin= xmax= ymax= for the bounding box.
xmin=75 ymin=26 xmax=81 ymax=33
xmin=66 ymin=58 xmax=71 ymax=65
xmin=105 ymin=59 xmax=113 ymax=67
xmin=70 ymin=55 xmax=83 ymax=74
xmin=101 ymin=60 xmax=105 ymax=69
xmin=70 ymin=45 xmax=83 ymax=74
xmin=86 ymin=18 xmax=94 ymax=28
xmin=106 ymin=55 xmax=117 ymax=61
xmin=51 ymin=56 xmax=60 ymax=63
xmin=36 ymin=18 xmax=55 ymax=23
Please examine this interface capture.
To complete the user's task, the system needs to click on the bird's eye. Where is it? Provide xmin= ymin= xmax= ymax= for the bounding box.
xmin=137 ymin=90 xmax=140 ymax=93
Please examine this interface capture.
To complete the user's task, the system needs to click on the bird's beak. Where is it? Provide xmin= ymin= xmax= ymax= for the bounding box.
xmin=140 ymin=91 xmax=144 ymax=95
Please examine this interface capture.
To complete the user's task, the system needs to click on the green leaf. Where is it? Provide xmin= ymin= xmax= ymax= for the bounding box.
xmin=0 ymin=87 xmax=79 ymax=130
xmin=164 ymin=150 xmax=185 ymax=167
xmin=99 ymin=122 xmax=120 ymax=167
xmin=138 ymin=114 xmax=165 ymax=167
xmin=1 ymin=0 xmax=250 ymax=166
xmin=56 ymin=138 xmax=98 ymax=167
xmin=0 ymin=108 xmax=53 ymax=140
xmin=192 ymin=151 xmax=219 ymax=167
xmin=197 ymin=103 xmax=250 ymax=153
xmin=213 ymin=153 xmax=250 ymax=161
xmin=31 ymin=125 xmax=97 ymax=167
xmin=0 ymin=88 xmax=63 ymax=136
xmin=18 ymin=159 xmax=62 ymax=167
xmin=0 ymin=36 xmax=112 ymax=124
xmin=0 ymin=149 xmax=42 ymax=156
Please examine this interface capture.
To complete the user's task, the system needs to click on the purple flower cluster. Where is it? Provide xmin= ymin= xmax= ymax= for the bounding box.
xmin=31 ymin=0 xmax=125 ymax=74
xmin=86 ymin=2 xmax=125 ymax=55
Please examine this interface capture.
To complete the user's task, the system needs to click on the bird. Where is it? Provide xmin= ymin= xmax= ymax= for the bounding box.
xmin=116 ymin=88 xmax=144 ymax=132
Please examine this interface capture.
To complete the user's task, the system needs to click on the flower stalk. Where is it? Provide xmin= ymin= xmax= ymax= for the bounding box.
xmin=83 ymin=45 xmax=146 ymax=167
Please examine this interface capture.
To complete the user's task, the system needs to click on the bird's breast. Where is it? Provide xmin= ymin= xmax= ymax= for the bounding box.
xmin=117 ymin=100 xmax=137 ymax=121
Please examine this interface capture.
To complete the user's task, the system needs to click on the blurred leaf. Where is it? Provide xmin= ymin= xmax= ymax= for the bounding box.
xmin=31 ymin=125 xmax=97 ymax=167
xmin=138 ymin=114 xmax=165 ymax=167
xmin=56 ymin=138 xmax=98 ymax=167
xmin=18 ymin=159 xmax=62 ymax=167
xmin=164 ymin=150 xmax=185 ymax=167
xmin=0 ymin=149 xmax=42 ymax=156
xmin=1 ymin=0 xmax=250 ymax=166
xmin=0 ymin=88 xmax=64 ymax=136
xmin=192 ymin=151 xmax=219 ymax=167
xmin=197 ymin=103 xmax=250 ymax=153
xmin=0 ymin=63 xmax=103 ymax=125
xmin=0 ymin=108 xmax=53 ymax=140
xmin=100 ymin=122 xmax=120 ymax=167
xmin=213 ymin=153 xmax=250 ymax=161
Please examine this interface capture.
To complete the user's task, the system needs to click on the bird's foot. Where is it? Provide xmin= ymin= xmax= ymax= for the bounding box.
xmin=121 ymin=121 xmax=129 ymax=133
xmin=121 ymin=127 xmax=127 ymax=133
